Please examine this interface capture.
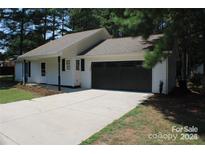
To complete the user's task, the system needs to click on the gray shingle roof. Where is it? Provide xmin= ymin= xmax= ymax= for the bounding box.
xmin=19 ymin=28 xmax=106 ymax=59
xmin=80 ymin=34 xmax=163 ymax=57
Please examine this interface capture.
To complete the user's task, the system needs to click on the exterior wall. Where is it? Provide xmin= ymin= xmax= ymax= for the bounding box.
xmin=152 ymin=59 xmax=168 ymax=94
xmin=15 ymin=62 xmax=23 ymax=81
xmin=25 ymin=57 xmax=77 ymax=87
xmin=152 ymin=55 xmax=176 ymax=94
xmin=80 ymin=55 xmax=174 ymax=94
xmin=61 ymin=58 xmax=76 ymax=87
xmin=74 ymin=59 xmax=81 ymax=86
xmin=28 ymin=60 xmax=45 ymax=83
xmin=80 ymin=54 xmax=145 ymax=89
xmin=15 ymin=54 xmax=176 ymax=94
xmin=61 ymin=48 xmax=79 ymax=87
xmin=45 ymin=58 xmax=57 ymax=84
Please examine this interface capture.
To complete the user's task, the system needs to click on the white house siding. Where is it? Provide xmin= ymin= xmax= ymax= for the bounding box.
xmin=45 ymin=58 xmax=57 ymax=84
xmin=61 ymin=47 xmax=80 ymax=87
xmin=74 ymin=59 xmax=81 ymax=86
xmin=15 ymin=62 xmax=23 ymax=81
xmin=152 ymin=59 xmax=168 ymax=94
xmin=26 ymin=56 xmax=77 ymax=87
xmin=152 ymin=55 xmax=176 ymax=94
xmin=27 ymin=60 xmax=45 ymax=83
xmin=61 ymin=58 xmax=77 ymax=87
xmin=16 ymin=55 xmax=81 ymax=87
xmin=80 ymin=54 xmax=145 ymax=89
xmin=44 ymin=57 xmax=75 ymax=86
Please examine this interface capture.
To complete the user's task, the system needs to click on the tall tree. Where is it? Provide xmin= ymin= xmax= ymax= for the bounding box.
xmin=46 ymin=9 xmax=70 ymax=40
xmin=94 ymin=9 xmax=126 ymax=37
xmin=19 ymin=8 xmax=25 ymax=55
xmin=58 ymin=9 xmax=70 ymax=36
xmin=112 ymin=9 xmax=205 ymax=87
xmin=69 ymin=9 xmax=100 ymax=32
xmin=31 ymin=8 xmax=48 ymax=42
xmin=6 ymin=9 xmax=36 ymax=55
xmin=0 ymin=8 xmax=70 ymax=57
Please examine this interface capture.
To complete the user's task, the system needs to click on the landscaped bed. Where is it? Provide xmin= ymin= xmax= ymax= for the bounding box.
xmin=81 ymin=89 xmax=205 ymax=145
xmin=0 ymin=76 xmax=59 ymax=104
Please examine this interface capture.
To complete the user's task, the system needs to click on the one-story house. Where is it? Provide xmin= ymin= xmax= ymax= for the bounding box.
xmin=15 ymin=28 xmax=176 ymax=94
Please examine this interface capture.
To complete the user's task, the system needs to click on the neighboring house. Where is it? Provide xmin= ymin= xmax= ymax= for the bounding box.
xmin=15 ymin=28 xmax=176 ymax=94
xmin=0 ymin=58 xmax=15 ymax=75
xmin=0 ymin=59 xmax=15 ymax=67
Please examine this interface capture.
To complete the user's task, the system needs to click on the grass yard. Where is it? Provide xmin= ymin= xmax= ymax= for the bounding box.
xmin=0 ymin=76 xmax=39 ymax=104
xmin=0 ymin=76 xmax=57 ymax=104
xmin=0 ymin=87 xmax=39 ymax=104
xmin=81 ymin=89 xmax=205 ymax=145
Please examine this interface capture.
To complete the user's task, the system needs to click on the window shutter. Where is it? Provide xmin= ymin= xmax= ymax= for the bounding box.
xmin=62 ymin=59 xmax=65 ymax=71
xmin=81 ymin=59 xmax=85 ymax=71
xmin=76 ymin=60 xmax=80 ymax=70
xmin=41 ymin=63 xmax=46 ymax=76
xmin=28 ymin=61 xmax=31 ymax=77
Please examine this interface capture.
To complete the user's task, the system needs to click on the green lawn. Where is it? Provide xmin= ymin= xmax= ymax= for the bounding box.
xmin=0 ymin=87 xmax=39 ymax=104
xmin=81 ymin=92 xmax=205 ymax=145
xmin=0 ymin=76 xmax=39 ymax=104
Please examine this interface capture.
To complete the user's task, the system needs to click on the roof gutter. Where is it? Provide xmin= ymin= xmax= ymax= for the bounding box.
xmin=17 ymin=52 xmax=62 ymax=62
xmin=77 ymin=52 xmax=145 ymax=60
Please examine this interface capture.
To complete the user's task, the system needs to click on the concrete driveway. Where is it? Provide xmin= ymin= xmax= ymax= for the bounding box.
xmin=0 ymin=89 xmax=151 ymax=145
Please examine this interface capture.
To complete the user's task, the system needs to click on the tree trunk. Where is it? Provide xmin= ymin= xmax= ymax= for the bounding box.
xmin=20 ymin=9 xmax=25 ymax=55
xmin=61 ymin=13 xmax=65 ymax=36
xmin=52 ymin=14 xmax=55 ymax=40
xmin=179 ymin=50 xmax=188 ymax=89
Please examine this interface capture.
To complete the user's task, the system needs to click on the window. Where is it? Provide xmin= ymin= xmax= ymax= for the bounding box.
xmin=81 ymin=59 xmax=85 ymax=71
xmin=62 ymin=59 xmax=65 ymax=71
xmin=41 ymin=63 xmax=46 ymax=76
xmin=66 ymin=60 xmax=70 ymax=70
xmin=28 ymin=61 xmax=31 ymax=77
xmin=76 ymin=60 xmax=80 ymax=70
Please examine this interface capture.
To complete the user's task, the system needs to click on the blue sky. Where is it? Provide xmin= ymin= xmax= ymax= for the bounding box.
xmin=0 ymin=49 xmax=4 ymax=53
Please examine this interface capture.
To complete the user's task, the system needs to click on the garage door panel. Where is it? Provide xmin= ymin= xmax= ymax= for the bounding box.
xmin=120 ymin=67 xmax=138 ymax=90
xmin=92 ymin=61 xmax=152 ymax=92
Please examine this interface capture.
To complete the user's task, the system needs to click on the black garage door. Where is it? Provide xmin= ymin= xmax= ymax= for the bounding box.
xmin=91 ymin=61 xmax=152 ymax=92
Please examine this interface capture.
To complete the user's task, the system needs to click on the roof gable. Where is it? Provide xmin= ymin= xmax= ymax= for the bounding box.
xmin=19 ymin=28 xmax=110 ymax=59
xmin=79 ymin=34 xmax=163 ymax=57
